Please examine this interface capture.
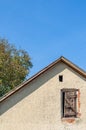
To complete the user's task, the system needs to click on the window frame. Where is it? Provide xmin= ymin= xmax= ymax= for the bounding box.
xmin=61 ymin=88 xmax=78 ymax=118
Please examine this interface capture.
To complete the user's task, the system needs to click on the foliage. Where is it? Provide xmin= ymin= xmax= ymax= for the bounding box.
xmin=0 ymin=38 xmax=32 ymax=97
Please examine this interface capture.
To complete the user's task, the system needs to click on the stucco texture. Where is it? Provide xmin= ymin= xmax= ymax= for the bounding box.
xmin=0 ymin=62 xmax=86 ymax=130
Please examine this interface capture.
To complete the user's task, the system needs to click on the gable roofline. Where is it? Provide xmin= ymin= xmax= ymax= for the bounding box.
xmin=0 ymin=56 xmax=86 ymax=103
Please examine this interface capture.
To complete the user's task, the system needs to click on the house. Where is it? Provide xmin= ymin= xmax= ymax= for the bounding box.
xmin=0 ymin=56 xmax=86 ymax=130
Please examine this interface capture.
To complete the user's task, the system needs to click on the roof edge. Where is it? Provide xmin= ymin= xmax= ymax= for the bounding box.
xmin=0 ymin=56 xmax=86 ymax=103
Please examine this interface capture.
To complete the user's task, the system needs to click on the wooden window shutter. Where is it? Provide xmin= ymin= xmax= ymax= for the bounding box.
xmin=62 ymin=89 xmax=77 ymax=118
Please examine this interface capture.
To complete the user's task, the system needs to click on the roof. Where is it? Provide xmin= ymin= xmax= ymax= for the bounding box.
xmin=0 ymin=56 xmax=86 ymax=103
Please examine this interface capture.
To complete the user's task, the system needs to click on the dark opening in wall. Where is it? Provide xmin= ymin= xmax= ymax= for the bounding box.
xmin=59 ymin=75 xmax=63 ymax=82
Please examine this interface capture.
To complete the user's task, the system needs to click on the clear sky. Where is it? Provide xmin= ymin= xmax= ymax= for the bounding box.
xmin=0 ymin=0 xmax=86 ymax=77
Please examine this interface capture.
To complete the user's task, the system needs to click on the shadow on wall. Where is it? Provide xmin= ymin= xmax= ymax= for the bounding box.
xmin=0 ymin=62 xmax=85 ymax=115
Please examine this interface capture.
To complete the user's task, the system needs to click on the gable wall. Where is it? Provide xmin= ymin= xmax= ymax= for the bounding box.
xmin=0 ymin=62 xmax=86 ymax=130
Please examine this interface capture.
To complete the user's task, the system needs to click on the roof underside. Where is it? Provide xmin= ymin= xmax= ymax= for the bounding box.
xmin=0 ymin=56 xmax=86 ymax=103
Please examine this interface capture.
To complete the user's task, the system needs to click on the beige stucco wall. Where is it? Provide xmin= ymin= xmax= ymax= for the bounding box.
xmin=0 ymin=62 xmax=86 ymax=130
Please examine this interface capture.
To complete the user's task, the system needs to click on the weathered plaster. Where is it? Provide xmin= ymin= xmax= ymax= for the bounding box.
xmin=0 ymin=62 xmax=86 ymax=130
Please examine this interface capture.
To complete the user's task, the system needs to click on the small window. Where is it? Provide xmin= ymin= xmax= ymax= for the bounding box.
xmin=59 ymin=75 xmax=63 ymax=82
xmin=61 ymin=89 xmax=78 ymax=118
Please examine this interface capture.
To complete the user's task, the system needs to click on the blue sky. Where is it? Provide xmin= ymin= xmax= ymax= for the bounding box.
xmin=0 ymin=0 xmax=86 ymax=77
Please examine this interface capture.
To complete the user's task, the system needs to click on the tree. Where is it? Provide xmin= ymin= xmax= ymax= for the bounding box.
xmin=0 ymin=38 xmax=32 ymax=97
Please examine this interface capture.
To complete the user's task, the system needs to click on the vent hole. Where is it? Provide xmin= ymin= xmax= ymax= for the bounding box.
xmin=59 ymin=75 xmax=63 ymax=82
